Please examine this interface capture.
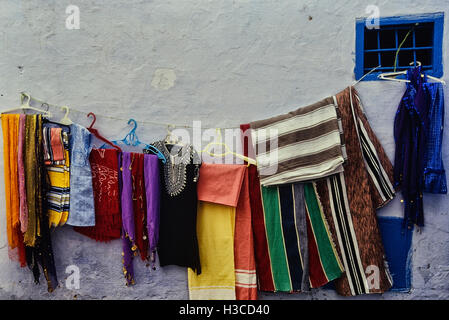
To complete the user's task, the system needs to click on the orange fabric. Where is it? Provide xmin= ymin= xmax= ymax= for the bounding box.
xmin=197 ymin=163 xmax=245 ymax=207
xmin=1 ymin=114 xmax=21 ymax=249
xmin=234 ymin=169 xmax=257 ymax=300
xmin=197 ymin=163 xmax=257 ymax=300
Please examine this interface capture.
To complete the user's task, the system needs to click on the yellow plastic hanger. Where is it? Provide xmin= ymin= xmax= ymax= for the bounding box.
xmin=200 ymin=128 xmax=257 ymax=167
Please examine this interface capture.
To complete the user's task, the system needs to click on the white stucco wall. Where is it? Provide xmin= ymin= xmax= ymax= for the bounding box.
xmin=0 ymin=0 xmax=448 ymax=299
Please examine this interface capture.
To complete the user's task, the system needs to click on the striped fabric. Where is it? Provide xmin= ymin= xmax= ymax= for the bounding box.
xmin=250 ymin=97 xmax=345 ymax=186
xmin=314 ymin=87 xmax=395 ymax=296
xmin=303 ymin=183 xmax=343 ymax=287
xmin=260 ymin=182 xmax=342 ymax=292
xmin=240 ymin=124 xmax=276 ymax=292
xmin=44 ymin=126 xmax=71 ymax=227
xmin=326 ymin=172 xmax=368 ymax=295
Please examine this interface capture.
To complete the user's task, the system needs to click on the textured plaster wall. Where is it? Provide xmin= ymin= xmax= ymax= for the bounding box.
xmin=0 ymin=0 xmax=448 ymax=300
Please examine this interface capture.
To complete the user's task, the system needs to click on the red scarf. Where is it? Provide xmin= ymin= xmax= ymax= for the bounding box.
xmin=131 ymin=153 xmax=148 ymax=260
xmin=74 ymin=149 xmax=122 ymax=241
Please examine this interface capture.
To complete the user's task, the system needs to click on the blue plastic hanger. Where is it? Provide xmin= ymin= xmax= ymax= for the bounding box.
xmin=100 ymin=119 xmax=166 ymax=163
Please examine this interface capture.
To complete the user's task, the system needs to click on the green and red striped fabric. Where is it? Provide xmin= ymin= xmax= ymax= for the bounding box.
xmin=259 ymin=182 xmax=343 ymax=292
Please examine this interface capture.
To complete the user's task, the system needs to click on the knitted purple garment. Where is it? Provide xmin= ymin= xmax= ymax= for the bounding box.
xmin=144 ymin=154 xmax=160 ymax=268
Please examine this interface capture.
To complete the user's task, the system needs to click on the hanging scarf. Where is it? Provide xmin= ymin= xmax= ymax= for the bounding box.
xmin=43 ymin=124 xmax=71 ymax=227
xmin=120 ymin=152 xmax=148 ymax=285
xmin=189 ymin=163 xmax=257 ymax=300
xmin=74 ymin=148 xmax=122 ymax=241
xmin=18 ymin=114 xmax=28 ymax=233
xmin=132 ymin=153 xmax=148 ymax=261
xmin=1 ymin=114 xmax=20 ymax=248
xmin=23 ymin=115 xmax=58 ymax=292
xmin=144 ymin=153 xmax=160 ymax=268
xmin=394 ymin=66 xmax=428 ymax=227
xmin=23 ymin=115 xmax=38 ymax=246
xmin=240 ymin=124 xmax=275 ymax=292
xmin=1 ymin=113 xmax=26 ymax=267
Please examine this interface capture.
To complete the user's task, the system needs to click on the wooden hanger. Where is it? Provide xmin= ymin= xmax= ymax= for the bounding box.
xmin=200 ymin=128 xmax=257 ymax=166
xmin=87 ymin=112 xmax=122 ymax=152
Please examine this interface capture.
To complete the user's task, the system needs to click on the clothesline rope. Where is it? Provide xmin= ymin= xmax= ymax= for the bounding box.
xmin=18 ymin=92 xmax=240 ymax=130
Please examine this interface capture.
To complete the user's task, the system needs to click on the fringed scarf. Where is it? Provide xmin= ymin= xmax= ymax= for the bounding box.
xmin=144 ymin=153 xmax=160 ymax=269
xmin=23 ymin=115 xmax=58 ymax=292
xmin=74 ymin=148 xmax=122 ymax=241
xmin=121 ymin=152 xmax=148 ymax=285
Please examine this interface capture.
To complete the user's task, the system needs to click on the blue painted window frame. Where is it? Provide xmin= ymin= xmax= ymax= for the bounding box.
xmin=355 ymin=12 xmax=444 ymax=81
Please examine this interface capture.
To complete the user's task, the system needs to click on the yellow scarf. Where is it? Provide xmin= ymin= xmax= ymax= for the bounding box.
xmin=1 ymin=114 xmax=20 ymax=249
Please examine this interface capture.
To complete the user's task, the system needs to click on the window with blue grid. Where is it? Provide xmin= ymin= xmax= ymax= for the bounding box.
xmin=355 ymin=13 xmax=444 ymax=81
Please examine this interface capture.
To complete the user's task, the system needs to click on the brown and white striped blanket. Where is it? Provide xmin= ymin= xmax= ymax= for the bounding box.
xmin=250 ymin=96 xmax=346 ymax=186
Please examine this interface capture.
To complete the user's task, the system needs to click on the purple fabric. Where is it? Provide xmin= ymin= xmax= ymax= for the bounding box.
xmin=121 ymin=152 xmax=135 ymax=240
xmin=120 ymin=152 xmax=136 ymax=285
xmin=144 ymin=154 xmax=160 ymax=268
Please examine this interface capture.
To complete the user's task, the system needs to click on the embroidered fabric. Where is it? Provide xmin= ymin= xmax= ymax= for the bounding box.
xmin=148 ymin=141 xmax=200 ymax=196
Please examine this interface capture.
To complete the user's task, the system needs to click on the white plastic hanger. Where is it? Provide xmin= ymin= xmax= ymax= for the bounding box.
xmin=378 ymin=62 xmax=446 ymax=85
xmin=164 ymin=124 xmax=183 ymax=146
xmin=1 ymin=92 xmax=53 ymax=117
xmin=59 ymin=106 xmax=73 ymax=125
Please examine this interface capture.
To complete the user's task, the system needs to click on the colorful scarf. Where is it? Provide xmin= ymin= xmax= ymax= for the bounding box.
xmin=1 ymin=114 xmax=21 ymax=249
xmin=260 ymin=182 xmax=342 ymax=292
xmin=249 ymin=97 xmax=345 ymax=186
xmin=189 ymin=163 xmax=257 ymax=300
xmin=132 ymin=153 xmax=148 ymax=261
xmin=144 ymin=153 xmax=160 ymax=268
xmin=74 ymin=148 xmax=122 ymax=242
xmin=121 ymin=152 xmax=136 ymax=285
xmin=23 ymin=115 xmax=38 ymax=247
xmin=241 ymin=124 xmax=342 ymax=292
xmin=43 ymin=124 xmax=70 ymax=227
xmin=17 ymin=114 xmax=28 ymax=233
xmin=240 ymin=124 xmax=275 ymax=292
xmin=1 ymin=113 xmax=26 ymax=267
xmin=23 ymin=115 xmax=58 ymax=292
xmin=121 ymin=152 xmax=149 ymax=285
